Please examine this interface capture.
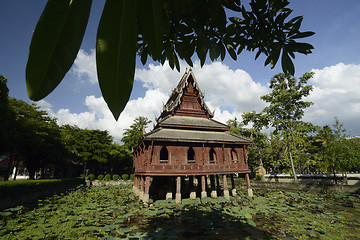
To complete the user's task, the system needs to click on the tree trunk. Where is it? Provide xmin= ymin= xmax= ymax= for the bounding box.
xmin=344 ymin=172 xmax=348 ymax=185
xmin=290 ymin=127 xmax=296 ymax=148
xmin=13 ymin=161 xmax=19 ymax=180
xmin=286 ymin=130 xmax=298 ymax=181
xmin=290 ymin=127 xmax=301 ymax=173
xmin=298 ymin=159 xmax=311 ymax=173
xmin=332 ymin=165 xmax=337 ymax=184
xmin=28 ymin=168 xmax=36 ymax=180
xmin=83 ymin=162 xmax=87 ymax=176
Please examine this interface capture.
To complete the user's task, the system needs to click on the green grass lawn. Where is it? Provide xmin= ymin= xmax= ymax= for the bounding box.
xmin=1 ymin=183 xmax=359 ymax=239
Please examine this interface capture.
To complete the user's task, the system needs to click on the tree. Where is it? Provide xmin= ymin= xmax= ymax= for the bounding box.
xmin=227 ymin=117 xmax=248 ymax=137
xmin=322 ymin=137 xmax=360 ymax=183
xmin=61 ymin=125 xmax=133 ymax=175
xmin=108 ymin=143 xmax=133 ymax=174
xmin=289 ymin=121 xmax=318 ymax=173
xmin=122 ymin=116 xmax=152 ymax=151
xmin=61 ymin=126 xmax=114 ymax=174
xmin=242 ymin=72 xmax=314 ymax=181
xmin=9 ymin=98 xmax=65 ymax=179
xmin=227 ymin=117 xmax=271 ymax=179
xmin=316 ymin=118 xmax=360 ymax=183
xmin=0 ymin=75 xmax=15 ymax=154
xmin=241 ymin=112 xmax=271 ymax=180
xmin=26 ymin=0 xmax=315 ymax=120
xmin=0 ymin=75 xmax=16 ymax=180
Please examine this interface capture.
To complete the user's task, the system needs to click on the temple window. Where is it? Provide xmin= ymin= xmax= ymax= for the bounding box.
xmin=231 ymin=148 xmax=238 ymax=163
xmin=187 ymin=147 xmax=195 ymax=163
xmin=209 ymin=148 xmax=216 ymax=164
xmin=160 ymin=146 xmax=168 ymax=163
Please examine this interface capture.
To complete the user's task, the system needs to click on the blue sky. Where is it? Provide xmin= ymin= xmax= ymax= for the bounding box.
xmin=1 ymin=1 xmax=360 ymax=141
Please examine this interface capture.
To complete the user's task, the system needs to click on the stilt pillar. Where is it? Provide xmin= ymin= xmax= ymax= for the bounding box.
xmin=133 ymin=176 xmax=138 ymax=195
xmin=210 ymin=175 xmax=217 ymax=198
xmin=139 ymin=176 xmax=145 ymax=201
xmin=137 ymin=176 xmax=141 ymax=196
xmin=143 ymin=176 xmax=152 ymax=203
xmin=189 ymin=176 xmax=196 ymax=199
xmin=166 ymin=177 xmax=173 ymax=200
xmin=245 ymin=173 xmax=253 ymax=197
xmin=223 ymin=174 xmax=230 ymax=200
xmin=175 ymin=176 xmax=182 ymax=205
xmin=206 ymin=175 xmax=210 ymax=195
xmin=201 ymin=175 xmax=207 ymax=198
xmin=231 ymin=174 xmax=237 ymax=196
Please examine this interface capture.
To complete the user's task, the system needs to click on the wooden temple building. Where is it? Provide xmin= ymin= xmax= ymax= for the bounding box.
xmin=132 ymin=69 xmax=253 ymax=204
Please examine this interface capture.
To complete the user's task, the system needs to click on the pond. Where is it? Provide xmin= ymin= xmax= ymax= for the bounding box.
xmin=0 ymin=184 xmax=359 ymax=239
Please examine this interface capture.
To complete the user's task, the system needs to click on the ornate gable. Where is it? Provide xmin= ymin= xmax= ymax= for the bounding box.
xmin=158 ymin=69 xmax=214 ymax=121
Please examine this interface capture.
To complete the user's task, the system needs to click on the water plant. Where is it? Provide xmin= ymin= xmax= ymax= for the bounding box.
xmin=0 ymin=184 xmax=359 ymax=239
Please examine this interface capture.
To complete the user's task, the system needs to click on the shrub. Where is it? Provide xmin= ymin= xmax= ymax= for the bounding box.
xmin=80 ymin=174 xmax=85 ymax=178
xmin=122 ymin=174 xmax=129 ymax=181
xmin=0 ymin=178 xmax=85 ymax=209
xmin=89 ymin=174 xmax=95 ymax=181
xmin=104 ymin=174 xmax=111 ymax=181
xmin=97 ymin=174 xmax=104 ymax=181
xmin=130 ymin=174 xmax=135 ymax=181
xmin=112 ymin=174 xmax=119 ymax=181
xmin=255 ymin=174 xmax=262 ymax=181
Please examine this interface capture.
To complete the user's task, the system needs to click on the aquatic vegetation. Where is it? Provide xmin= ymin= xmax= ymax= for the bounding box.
xmin=0 ymin=184 xmax=359 ymax=239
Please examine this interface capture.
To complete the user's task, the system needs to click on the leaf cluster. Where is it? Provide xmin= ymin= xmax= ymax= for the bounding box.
xmin=240 ymin=72 xmax=321 ymax=173
xmin=26 ymin=0 xmax=315 ymax=119
xmin=62 ymin=126 xmax=113 ymax=164
xmin=1 ymin=77 xmax=133 ymax=179
xmin=121 ymin=116 xmax=152 ymax=151
xmin=6 ymin=98 xmax=66 ymax=178
xmin=260 ymin=72 xmax=314 ymax=132
xmin=1 ymin=185 xmax=359 ymax=239
xmin=315 ymin=119 xmax=360 ymax=174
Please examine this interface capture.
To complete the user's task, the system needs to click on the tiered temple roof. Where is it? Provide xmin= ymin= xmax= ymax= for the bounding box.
xmin=158 ymin=69 xmax=213 ymax=120
xmin=146 ymin=69 xmax=251 ymax=144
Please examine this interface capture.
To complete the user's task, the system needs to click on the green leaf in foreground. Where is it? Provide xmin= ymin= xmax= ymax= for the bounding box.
xmin=281 ymin=49 xmax=295 ymax=75
xmin=138 ymin=0 xmax=165 ymax=60
xmin=96 ymin=0 xmax=137 ymax=120
xmin=247 ymin=219 xmax=257 ymax=227
xmin=26 ymin=0 xmax=92 ymax=101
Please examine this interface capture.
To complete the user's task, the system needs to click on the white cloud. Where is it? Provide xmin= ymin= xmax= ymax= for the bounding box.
xmin=56 ymin=108 xmax=96 ymax=129
xmin=192 ymin=62 xmax=268 ymax=114
xmin=36 ymin=99 xmax=53 ymax=113
xmin=53 ymin=89 xmax=168 ymax=142
xmin=72 ymin=49 xmax=97 ymax=84
xmin=45 ymin=57 xmax=269 ymax=141
xmin=44 ymin=49 xmax=360 ymax=140
xmin=135 ymin=61 xmax=186 ymax=94
xmin=134 ymin=61 xmax=268 ymax=124
xmin=304 ymin=63 xmax=360 ymax=134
